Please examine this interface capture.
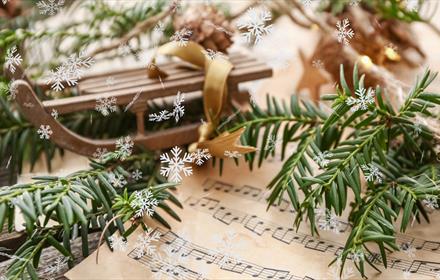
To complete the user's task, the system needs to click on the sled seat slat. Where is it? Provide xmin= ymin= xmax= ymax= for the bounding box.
xmin=42 ymin=60 xmax=271 ymax=115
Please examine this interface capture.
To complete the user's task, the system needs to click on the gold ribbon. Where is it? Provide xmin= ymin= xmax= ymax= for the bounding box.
xmin=148 ymin=42 xmax=256 ymax=158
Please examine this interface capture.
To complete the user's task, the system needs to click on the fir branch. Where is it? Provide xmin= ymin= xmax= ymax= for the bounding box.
xmin=1 ymin=151 xmax=181 ymax=280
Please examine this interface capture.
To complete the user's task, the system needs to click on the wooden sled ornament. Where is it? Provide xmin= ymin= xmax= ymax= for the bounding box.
xmin=5 ymin=52 xmax=272 ymax=157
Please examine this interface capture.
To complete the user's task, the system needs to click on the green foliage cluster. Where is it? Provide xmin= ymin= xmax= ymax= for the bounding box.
xmin=0 ymin=151 xmax=180 ymax=280
xmin=221 ymin=65 xmax=440 ymax=277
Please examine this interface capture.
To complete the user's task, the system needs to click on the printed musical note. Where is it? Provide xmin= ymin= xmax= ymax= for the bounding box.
xmin=128 ymin=228 xmax=312 ymax=280
xmin=203 ymin=178 xmax=440 ymax=254
xmin=187 ymin=196 xmax=440 ymax=278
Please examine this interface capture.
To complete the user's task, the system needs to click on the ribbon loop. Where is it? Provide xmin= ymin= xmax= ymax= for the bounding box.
xmin=148 ymin=42 xmax=256 ymax=158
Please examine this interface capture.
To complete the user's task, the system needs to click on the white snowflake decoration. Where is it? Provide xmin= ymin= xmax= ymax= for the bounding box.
xmin=2 ymin=0 xmax=8 ymax=5
xmin=171 ymin=28 xmax=192 ymax=47
xmin=108 ymin=173 xmax=127 ymax=188
xmin=46 ymin=51 xmax=94 ymax=91
xmin=160 ymin=146 xmax=193 ymax=183
xmin=203 ymin=49 xmax=226 ymax=61
xmin=130 ymin=189 xmax=159 ymax=218
xmin=154 ymin=21 xmax=166 ymax=33
xmin=191 ymin=148 xmax=211 ymax=166
xmin=105 ymin=76 xmax=116 ymax=87
xmin=5 ymin=46 xmax=22 ymax=74
xmin=346 ymin=87 xmax=375 ymax=112
xmin=422 ymin=195 xmax=438 ymax=209
xmin=301 ymin=0 xmax=313 ymax=7
xmin=115 ymin=136 xmax=134 ymax=160
xmin=312 ymin=59 xmax=324 ymax=69
xmin=0 ymin=79 xmax=18 ymax=100
xmin=313 ymin=151 xmax=333 ymax=168
xmin=212 ymin=230 xmax=245 ymax=267
xmin=109 ymin=235 xmax=128 ymax=252
xmin=41 ymin=256 xmax=69 ymax=276
xmin=350 ymin=249 xmax=364 ymax=262
xmin=118 ymin=43 xmax=132 ymax=56
xmin=171 ymin=91 xmax=185 ymax=122
xmin=37 ymin=125 xmax=53 ymax=139
xmin=264 ymin=135 xmax=281 ymax=152
xmin=327 ymin=257 xmax=355 ymax=280
xmin=224 ymin=150 xmax=242 ymax=158
xmin=406 ymin=0 xmax=419 ymax=12
xmin=132 ymin=169 xmax=143 ymax=181
xmin=51 ymin=109 xmax=59 ymax=119
xmin=403 ymin=269 xmax=411 ymax=279
xmin=336 ymin=18 xmax=354 ymax=46
xmin=400 ymin=243 xmax=416 ymax=258
xmin=349 ymin=0 xmax=361 ymax=6
xmin=149 ymin=91 xmax=185 ymax=123
xmin=149 ymin=110 xmax=171 ymax=122
xmin=361 ymin=163 xmax=384 ymax=184
xmin=318 ymin=209 xmax=341 ymax=234
xmin=134 ymin=231 xmax=162 ymax=259
xmin=93 ymin=147 xmax=108 ymax=160
xmin=237 ymin=8 xmax=273 ymax=45
xmin=95 ymin=97 xmax=117 ymax=116
xmin=37 ymin=0 xmax=64 ymax=15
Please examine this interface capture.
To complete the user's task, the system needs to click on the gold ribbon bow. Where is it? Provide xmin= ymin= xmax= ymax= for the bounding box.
xmin=148 ymin=41 xmax=256 ymax=158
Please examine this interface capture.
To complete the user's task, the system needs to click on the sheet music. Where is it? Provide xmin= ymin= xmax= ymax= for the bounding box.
xmin=65 ymin=161 xmax=440 ymax=279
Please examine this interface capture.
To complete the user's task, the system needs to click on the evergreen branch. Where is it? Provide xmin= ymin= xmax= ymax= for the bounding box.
xmin=1 ymin=151 xmax=181 ymax=280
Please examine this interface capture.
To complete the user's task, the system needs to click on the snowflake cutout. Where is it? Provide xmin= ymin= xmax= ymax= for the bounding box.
xmin=312 ymin=59 xmax=324 ymax=69
xmin=46 ymin=51 xmax=94 ymax=91
xmin=264 ymin=135 xmax=281 ymax=152
xmin=313 ymin=151 xmax=333 ymax=168
xmin=237 ymin=7 xmax=273 ymax=45
xmin=154 ymin=21 xmax=166 ymax=33
xmin=115 ymin=136 xmax=134 ymax=160
xmin=171 ymin=28 xmax=192 ymax=47
xmin=350 ymin=249 xmax=365 ymax=262
xmin=93 ymin=147 xmax=108 ymax=160
xmin=422 ymin=195 xmax=438 ymax=210
xmin=361 ymin=163 xmax=383 ymax=184
xmin=108 ymin=173 xmax=127 ymax=188
xmin=301 ymin=0 xmax=313 ymax=7
xmin=130 ymin=189 xmax=159 ymax=218
xmin=203 ymin=49 xmax=226 ymax=60
xmin=224 ymin=150 xmax=242 ymax=158
xmin=5 ymin=46 xmax=22 ymax=74
xmin=37 ymin=125 xmax=53 ymax=139
xmin=50 ymin=109 xmax=59 ymax=119
xmin=132 ymin=169 xmax=143 ymax=181
xmin=109 ymin=235 xmax=128 ymax=252
xmin=0 ymin=79 xmax=18 ymax=100
xmin=327 ymin=257 xmax=355 ymax=280
xmin=105 ymin=76 xmax=116 ymax=87
xmin=37 ymin=0 xmax=64 ymax=15
xmin=346 ymin=87 xmax=375 ymax=112
xmin=134 ymin=231 xmax=162 ymax=259
xmin=41 ymin=256 xmax=69 ymax=276
xmin=318 ymin=209 xmax=341 ymax=234
xmin=149 ymin=91 xmax=185 ymax=123
xmin=149 ymin=110 xmax=171 ymax=122
xmin=400 ymin=242 xmax=416 ymax=258
xmin=212 ymin=229 xmax=245 ymax=267
xmin=95 ymin=97 xmax=117 ymax=116
xmin=336 ymin=18 xmax=354 ymax=45
xmin=406 ymin=0 xmax=419 ymax=11
xmin=118 ymin=43 xmax=132 ymax=56
xmin=349 ymin=0 xmax=361 ymax=6
xmin=191 ymin=149 xmax=211 ymax=166
xmin=160 ymin=146 xmax=193 ymax=183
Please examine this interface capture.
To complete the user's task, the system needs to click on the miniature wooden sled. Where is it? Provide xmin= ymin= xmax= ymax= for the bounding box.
xmin=5 ymin=52 xmax=272 ymax=157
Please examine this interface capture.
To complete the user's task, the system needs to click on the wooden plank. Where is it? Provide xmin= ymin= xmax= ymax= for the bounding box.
xmin=43 ymin=63 xmax=272 ymax=114
xmin=81 ymin=59 xmax=266 ymax=95
xmin=78 ymin=54 xmax=257 ymax=91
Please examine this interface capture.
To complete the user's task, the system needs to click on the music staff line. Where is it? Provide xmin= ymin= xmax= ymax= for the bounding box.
xmin=128 ymin=227 xmax=313 ymax=280
xmin=202 ymin=178 xmax=440 ymax=255
xmin=186 ymin=196 xmax=440 ymax=278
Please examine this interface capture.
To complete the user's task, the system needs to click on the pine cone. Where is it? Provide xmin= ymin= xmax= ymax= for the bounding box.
xmin=173 ymin=4 xmax=234 ymax=53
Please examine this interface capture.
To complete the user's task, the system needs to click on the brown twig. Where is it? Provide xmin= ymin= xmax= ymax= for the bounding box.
xmin=270 ymin=1 xmax=312 ymax=29
xmin=87 ymin=2 xmax=177 ymax=58
xmin=95 ymin=214 xmax=124 ymax=264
